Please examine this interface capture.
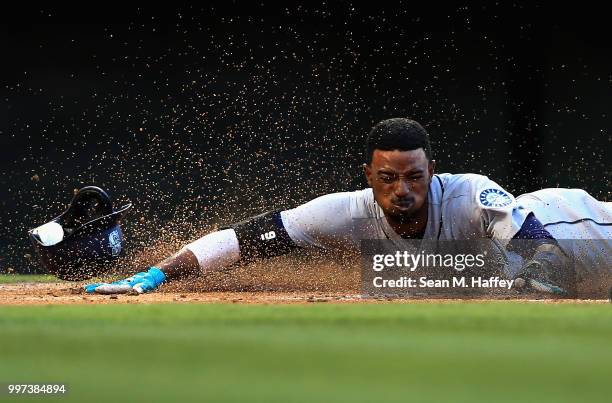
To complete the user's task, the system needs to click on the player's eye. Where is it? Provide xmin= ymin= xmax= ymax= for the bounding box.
xmin=379 ymin=175 xmax=396 ymax=184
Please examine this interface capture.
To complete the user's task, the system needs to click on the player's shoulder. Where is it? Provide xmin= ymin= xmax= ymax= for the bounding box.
xmin=437 ymin=173 xmax=496 ymax=199
xmin=437 ymin=173 xmax=516 ymax=211
xmin=438 ymin=173 xmax=495 ymax=192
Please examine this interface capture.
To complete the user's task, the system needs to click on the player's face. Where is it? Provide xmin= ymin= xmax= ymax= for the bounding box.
xmin=364 ymin=149 xmax=434 ymax=221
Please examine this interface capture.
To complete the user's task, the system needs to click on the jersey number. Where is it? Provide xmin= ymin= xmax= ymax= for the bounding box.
xmin=260 ymin=231 xmax=276 ymax=241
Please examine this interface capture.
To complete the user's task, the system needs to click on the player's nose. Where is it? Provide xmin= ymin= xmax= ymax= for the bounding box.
xmin=394 ymin=180 xmax=410 ymax=197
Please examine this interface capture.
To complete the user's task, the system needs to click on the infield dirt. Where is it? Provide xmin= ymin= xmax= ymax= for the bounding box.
xmin=2 ymin=253 xmax=608 ymax=305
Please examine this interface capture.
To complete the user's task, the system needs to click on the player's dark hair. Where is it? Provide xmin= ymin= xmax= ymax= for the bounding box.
xmin=366 ymin=118 xmax=432 ymax=163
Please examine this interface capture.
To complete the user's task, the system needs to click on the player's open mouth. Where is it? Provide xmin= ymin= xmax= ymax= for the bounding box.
xmin=392 ymin=201 xmax=414 ymax=210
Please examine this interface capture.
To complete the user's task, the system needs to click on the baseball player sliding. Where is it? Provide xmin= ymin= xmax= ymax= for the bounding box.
xmin=85 ymin=118 xmax=612 ymax=296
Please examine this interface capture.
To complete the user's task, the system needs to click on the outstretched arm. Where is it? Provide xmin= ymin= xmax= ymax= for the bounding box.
xmin=85 ymin=192 xmax=356 ymax=294
xmin=85 ymin=211 xmax=297 ymax=294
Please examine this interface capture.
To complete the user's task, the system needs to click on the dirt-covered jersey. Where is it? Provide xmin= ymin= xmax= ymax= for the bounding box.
xmin=280 ymin=173 xmax=530 ymax=249
xmin=280 ymin=174 xmax=611 ymax=295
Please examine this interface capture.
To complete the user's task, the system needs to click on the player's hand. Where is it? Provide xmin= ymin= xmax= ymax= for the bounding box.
xmin=514 ymin=246 xmax=574 ymax=296
xmin=515 ymin=261 xmax=568 ymax=295
xmin=84 ymin=267 xmax=166 ymax=294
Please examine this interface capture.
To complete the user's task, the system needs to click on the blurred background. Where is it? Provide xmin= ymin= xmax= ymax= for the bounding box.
xmin=2 ymin=2 xmax=611 ymax=273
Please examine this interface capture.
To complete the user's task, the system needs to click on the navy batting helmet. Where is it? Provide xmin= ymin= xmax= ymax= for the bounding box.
xmin=28 ymin=186 xmax=132 ymax=281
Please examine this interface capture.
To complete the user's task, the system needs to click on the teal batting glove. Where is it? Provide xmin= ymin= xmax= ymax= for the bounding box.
xmin=84 ymin=267 xmax=166 ymax=294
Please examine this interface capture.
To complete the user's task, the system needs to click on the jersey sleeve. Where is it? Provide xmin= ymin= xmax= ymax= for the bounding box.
xmin=444 ymin=174 xmax=531 ymax=245
xmin=280 ymin=192 xmax=356 ymax=250
xmin=473 ymin=176 xmax=531 ymax=243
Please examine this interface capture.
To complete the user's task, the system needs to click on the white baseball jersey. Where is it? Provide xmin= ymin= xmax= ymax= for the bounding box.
xmin=281 ymin=173 xmax=531 ymax=249
xmin=280 ymin=173 xmax=611 ymax=295
xmin=282 ymin=173 xmax=611 ymax=245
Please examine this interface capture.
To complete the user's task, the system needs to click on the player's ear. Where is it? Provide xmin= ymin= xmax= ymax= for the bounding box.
xmin=428 ymin=159 xmax=436 ymax=178
xmin=363 ymin=163 xmax=373 ymax=186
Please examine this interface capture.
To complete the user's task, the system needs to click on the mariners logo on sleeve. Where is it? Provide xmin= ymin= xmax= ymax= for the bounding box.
xmin=479 ymin=188 xmax=514 ymax=208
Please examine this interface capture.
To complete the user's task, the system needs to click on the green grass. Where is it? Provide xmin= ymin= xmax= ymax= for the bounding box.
xmin=0 ymin=302 xmax=610 ymax=403
xmin=0 ymin=274 xmax=59 ymax=283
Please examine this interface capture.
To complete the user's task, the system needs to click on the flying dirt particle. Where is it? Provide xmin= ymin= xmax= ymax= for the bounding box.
xmin=31 ymin=174 xmax=40 ymax=182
